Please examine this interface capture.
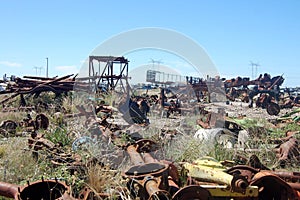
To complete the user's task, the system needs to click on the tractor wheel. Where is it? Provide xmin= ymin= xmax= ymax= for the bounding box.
xmin=266 ymin=102 xmax=280 ymax=116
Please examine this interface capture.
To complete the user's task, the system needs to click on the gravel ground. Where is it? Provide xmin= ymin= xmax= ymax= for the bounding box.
xmin=207 ymin=101 xmax=295 ymax=120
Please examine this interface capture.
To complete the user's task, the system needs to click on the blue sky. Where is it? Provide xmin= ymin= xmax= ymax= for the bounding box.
xmin=0 ymin=0 xmax=300 ymax=86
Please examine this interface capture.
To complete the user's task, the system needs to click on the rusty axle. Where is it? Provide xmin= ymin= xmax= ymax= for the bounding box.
xmin=124 ymin=139 xmax=171 ymax=200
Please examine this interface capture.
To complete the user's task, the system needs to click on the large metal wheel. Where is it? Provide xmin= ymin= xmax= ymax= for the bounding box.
xmin=266 ymin=102 xmax=280 ymax=115
xmin=172 ymin=185 xmax=211 ymax=200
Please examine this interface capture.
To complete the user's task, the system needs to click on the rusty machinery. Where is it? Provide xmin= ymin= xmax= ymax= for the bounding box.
xmin=186 ymin=76 xmax=228 ymax=103
xmin=226 ymin=165 xmax=300 ymax=199
xmin=1 ymin=136 xmax=300 ymax=199
xmin=181 ymin=158 xmax=300 ymax=199
xmin=122 ymin=139 xmax=172 ymax=200
xmin=180 ymin=158 xmax=258 ymax=200
xmin=87 ymin=56 xmax=129 ymax=93
xmin=122 ymin=140 xmax=260 ymax=200
xmin=225 ymin=74 xmax=285 ymax=115
xmin=186 ymin=76 xmax=209 ymax=102
xmin=122 ymin=139 xmax=212 ymax=200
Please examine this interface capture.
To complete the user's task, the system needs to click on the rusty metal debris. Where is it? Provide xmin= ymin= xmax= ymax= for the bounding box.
xmin=27 ymin=133 xmax=84 ymax=171
xmin=274 ymin=137 xmax=300 ymax=168
xmin=0 ymin=74 xmax=88 ymax=108
xmin=2 ymin=56 xmax=300 ymax=200
xmin=226 ymin=163 xmax=300 ymax=200
xmin=0 ymin=120 xmax=18 ymax=135
xmin=123 ymin=139 xmax=172 ymax=200
xmin=0 ymin=179 xmax=74 ymax=200
xmin=77 ymin=186 xmax=115 ymax=200
xmin=224 ymin=73 xmax=286 ymax=115
xmin=0 ymin=113 xmax=49 ymax=137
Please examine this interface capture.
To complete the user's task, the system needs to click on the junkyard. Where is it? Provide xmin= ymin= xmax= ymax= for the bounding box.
xmin=0 ymin=55 xmax=300 ymax=200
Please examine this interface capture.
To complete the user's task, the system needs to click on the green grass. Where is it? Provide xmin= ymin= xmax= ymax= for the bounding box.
xmin=44 ymin=126 xmax=72 ymax=147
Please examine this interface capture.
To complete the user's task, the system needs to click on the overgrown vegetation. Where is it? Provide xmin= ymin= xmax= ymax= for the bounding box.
xmin=44 ymin=126 xmax=72 ymax=147
xmin=1 ymin=91 xmax=300 ymax=199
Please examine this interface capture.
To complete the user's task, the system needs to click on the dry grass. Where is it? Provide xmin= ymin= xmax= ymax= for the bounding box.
xmin=0 ymin=137 xmax=38 ymax=183
xmin=1 ymin=91 xmax=300 ymax=199
xmin=86 ymin=164 xmax=121 ymax=193
xmin=0 ymin=112 xmax=27 ymax=123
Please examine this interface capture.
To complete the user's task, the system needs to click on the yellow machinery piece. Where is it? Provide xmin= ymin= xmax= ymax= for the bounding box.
xmin=202 ymin=185 xmax=259 ymax=198
xmin=183 ymin=158 xmax=259 ymax=198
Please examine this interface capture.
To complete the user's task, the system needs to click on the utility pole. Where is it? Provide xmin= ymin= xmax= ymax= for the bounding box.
xmin=149 ymin=58 xmax=163 ymax=71
xmin=38 ymin=66 xmax=43 ymax=76
xmin=46 ymin=57 xmax=48 ymax=78
xmin=33 ymin=66 xmax=38 ymax=75
xmin=250 ymin=61 xmax=260 ymax=79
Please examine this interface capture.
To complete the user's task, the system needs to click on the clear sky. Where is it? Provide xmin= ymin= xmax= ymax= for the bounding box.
xmin=0 ymin=0 xmax=300 ymax=87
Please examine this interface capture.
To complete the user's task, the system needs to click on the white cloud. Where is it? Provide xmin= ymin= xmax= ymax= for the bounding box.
xmin=80 ymin=59 xmax=88 ymax=64
xmin=0 ymin=61 xmax=22 ymax=67
xmin=55 ymin=65 xmax=79 ymax=73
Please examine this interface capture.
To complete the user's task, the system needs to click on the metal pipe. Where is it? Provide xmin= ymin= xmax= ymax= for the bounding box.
xmin=127 ymin=145 xmax=144 ymax=166
xmin=288 ymin=182 xmax=300 ymax=191
xmin=125 ymin=140 xmax=171 ymax=199
xmin=184 ymin=163 xmax=248 ymax=191
xmin=143 ymin=152 xmax=157 ymax=163
xmin=0 ymin=182 xmax=18 ymax=199
xmin=268 ymin=171 xmax=300 ymax=182
xmin=144 ymin=178 xmax=170 ymax=200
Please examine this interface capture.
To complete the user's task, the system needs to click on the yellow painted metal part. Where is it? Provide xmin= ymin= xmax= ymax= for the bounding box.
xmin=193 ymin=157 xmax=226 ymax=169
xmin=201 ymin=185 xmax=259 ymax=198
xmin=183 ymin=158 xmax=259 ymax=198
xmin=183 ymin=162 xmax=233 ymax=186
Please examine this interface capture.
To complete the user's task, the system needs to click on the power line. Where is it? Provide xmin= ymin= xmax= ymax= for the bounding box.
xmin=149 ymin=58 xmax=163 ymax=70
xmin=33 ymin=66 xmax=38 ymax=75
xmin=46 ymin=57 xmax=49 ymax=78
xmin=249 ymin=61 xmax=260 ymax=79
xmin=33 ymin=66 xmax=43 ymax=75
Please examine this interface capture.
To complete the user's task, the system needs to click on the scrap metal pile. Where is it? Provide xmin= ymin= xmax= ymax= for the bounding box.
xmin=187 ymin=73 xmax=300 ymax=116
xmin=0 ymin=74 xmax=90 ymax=108
xmin=0 ymin=62 xmax=300 ymax=199
xmin=0 ymin=88 xmax=300 ymax=200
xmin=224 ymin=73 xmax=299 ymax=115
xmin=1 ymin=128 xmax=300 ymax=200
